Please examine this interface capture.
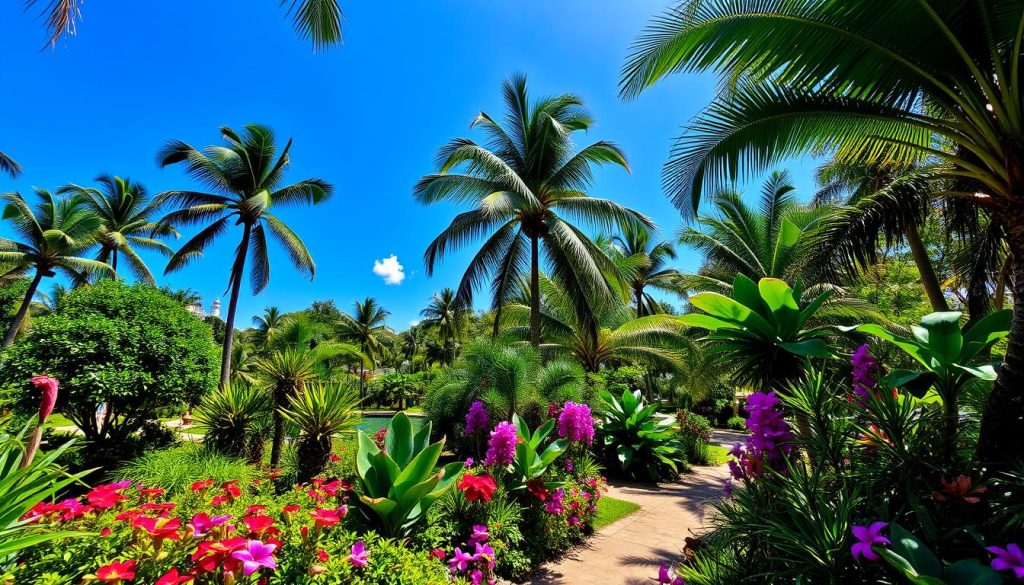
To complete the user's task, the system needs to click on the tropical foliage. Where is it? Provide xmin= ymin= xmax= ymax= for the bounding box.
xmin=594 ymin=388 xmax=684 ymax=481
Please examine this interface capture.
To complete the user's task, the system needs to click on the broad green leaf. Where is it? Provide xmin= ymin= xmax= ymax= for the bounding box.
xmin=386 ymin=412 xmax=414 ymax=468
xmin=889 ymin=524 xmax=942 ymax=578
xmin=944 ymin=559 xmax=1003 ymax=585
xmin=920 ymin=312 xmax=963 ymax=362
xmin=393 ymin=441 xmax=443 ymax=492
xmin=689 ymin=292 xmax=752 ymax=323
xmin=758 ymin=278 xmax=799 ymax=312
xmin=779 ymin=339 xmax=832 ymax=358
xmin=961 ymin=309 xmax=1012 ymax=362
xmin=731 ymin=274 xmax=763 ymax=311
xmin=951 ymin=363 xmax=998 ymax=381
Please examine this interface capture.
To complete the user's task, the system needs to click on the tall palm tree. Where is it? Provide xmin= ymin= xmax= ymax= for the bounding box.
xmin=25 ymin=0 xmax=344 ymax=50
xmin=0 ymin=152 xmax=21 ymax=178
xmin=253 ymin=306 xmax=286 ymax=348
xmin=158 ymin=124 xmax=332 ymax=389
xmin=608 ymin=226 xmax=682 ymax=318
xmin=415 ymin=74 xmax=653 ymax=347
xmin=59 ymin=175 xmax=177 ymax=284
xmin=0 ymin=190 xmax=111 ymax=348
xmin=338 ymin=298 xmax=391 ymax=395
xmin=620 ymin=0 xmax=1024 ymax=466
xmin=419 ymin=288 xmax=467 ymax=364
xmin=230 ymin=342 xmax=260 ymax=387
xmin=502 ymin=275 xmax=688 ymax=373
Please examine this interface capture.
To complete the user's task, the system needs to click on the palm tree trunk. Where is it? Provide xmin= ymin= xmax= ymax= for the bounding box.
xmin=1 ymin=269 xmax=45 ymax=350
xmin=904 ymin=224 xmax=948 ymax=312
xmin=219 ymin=224 xmax=251 ymax=389
xmin=111 ymin=247 xmax=118 ymax=274
xmin=530 ymin=235 xmax=541 ymax=347
xmin=978 ymin=208 xmax=1024 ymax=471
xmin=269 ymin=380 xmax=289 ymax=467
xmin=635 ymin=285 xmax=645 ymax=319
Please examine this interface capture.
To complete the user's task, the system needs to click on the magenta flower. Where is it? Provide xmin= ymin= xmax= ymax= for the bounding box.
xmin=545 ymin=488 xmax=566 ymax=515
xmin=469 ymin=524 xmax=489 ymax=544
xmin=655 ymin=564 xmax=684 ymax=585
xmin=473 ymin=542 xmax=496 ymax=569
xmin=30 ymin=375 xmax=59 ymax=423
xmin=348 ymin=541 xmax=369 ymax=568
xmin=557 ymin=402 xmax=595 ymax=444
xmin=465 ymin=401 xmax=490 ymax=435
xmin=449 ymin=547 xmax=474 ymax=572
xmin=231 ymin=539 xmax=278 ymax=576
xmin=987 ymin=543 xmax=1024 ymax=579
xmin=188 ymin=512 xmax=231 ymax=537
xmin=483 ymin=421 xmax=517 ymax=467
xmin=851 ymin=344 xmax=883 ymax=401
xmin=851 ymin=522 xmax=890 ymax=562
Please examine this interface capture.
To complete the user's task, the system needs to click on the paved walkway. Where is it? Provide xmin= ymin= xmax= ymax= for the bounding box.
xmin=529 ymin=443 xmax=732 ymax=585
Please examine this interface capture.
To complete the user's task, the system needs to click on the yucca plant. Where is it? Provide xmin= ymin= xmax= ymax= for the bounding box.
xmin=355 ymin=412 xmax=464 ymax=537
xmin=280 ymin=382 xmax=361 ymax=483
xmin=192 ymin=384 xmax=271 ymax=462
xmin=0 ymin=422 xmax=90 ymax=557
xmin=594 ymin=388 xmax=684 ymax=481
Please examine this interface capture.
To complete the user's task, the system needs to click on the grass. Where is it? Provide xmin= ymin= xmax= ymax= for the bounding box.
xmin=45 ymin=413 xmax=75 ymax=428
xmin=593 ymin=496 xmax=641 ymax=529
xmin=705 ymin=444 xmax=732 ymax=466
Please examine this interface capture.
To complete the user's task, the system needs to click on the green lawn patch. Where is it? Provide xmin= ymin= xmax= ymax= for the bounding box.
xmin=593 ymin=496 xmax=641 ymax=529
xmin=45 ymin=413 xmax=75 ymax=428
xmin=705 ymin=443 xmax=732 ymax=466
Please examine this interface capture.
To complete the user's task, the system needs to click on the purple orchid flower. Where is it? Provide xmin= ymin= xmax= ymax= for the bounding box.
xmin=851 ymin=522 xmax=890 ymax=562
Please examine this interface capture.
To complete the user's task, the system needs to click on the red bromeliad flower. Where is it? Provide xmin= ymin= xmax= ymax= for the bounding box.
xmin=191 ymin=479 xmax=215 ymax=492
xmin=131 ymin=516 xmax=182 ymax=541
xmin=30 ymin=374 xmax=59 ymax=423
xmin=96 ymin=560 xmax=136 ymax=583
xmin=317 ymin=549 xmax=330 ymax=562
xmin=526 ymin=479 xmax=549 ymax=501
xmin=458 ymin=473 xmax=497 ymax=502
xmin=243 ymin=515 xmax=276 ymax=535
xmin=934 ymin=475 xmax=987 ymax=504
xmin=309 ymin=507 xmax=345 ymax=527
xmin=155 ymin=568 xmax=193 ymax=585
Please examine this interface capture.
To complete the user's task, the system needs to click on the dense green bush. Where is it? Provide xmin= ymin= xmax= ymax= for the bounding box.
xmin=363 ymin=371 xmax=430 ymax=409
xmin=0 ymin=281 xmax=218 ymax=463
xmin=677 ymin=411 xmax=712 ymax=465
xmin=595 ymin=388 xmax=685 ymax=481
xmin=726 ymin=415 xmax=746 ymax=431
xmin=112 ymin=443 xmax=258 ymax=495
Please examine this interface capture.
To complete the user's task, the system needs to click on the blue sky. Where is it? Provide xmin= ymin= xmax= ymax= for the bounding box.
xmin=0 ymin=1 xmax=816 ymax=329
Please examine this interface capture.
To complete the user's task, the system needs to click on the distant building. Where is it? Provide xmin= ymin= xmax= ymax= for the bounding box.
xmin=186 ymin=298 xmax=222 ymax=319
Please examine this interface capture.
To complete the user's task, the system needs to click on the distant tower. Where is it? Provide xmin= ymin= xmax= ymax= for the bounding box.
xmin=211 ymin=298 xmax=221 ymax=318
xmin=187 ymin=302 xmax=205 ymax=318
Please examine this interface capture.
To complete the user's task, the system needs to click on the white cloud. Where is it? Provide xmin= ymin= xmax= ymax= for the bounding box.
xmin=373 ymin=255 xmax=405 ymax=285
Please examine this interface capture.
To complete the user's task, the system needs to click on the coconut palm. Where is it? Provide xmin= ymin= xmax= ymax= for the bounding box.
xmin=252 ymin=306 xmax=286 ymax=348
xmin=0 ymin=152 xmax=21 ymax=178
xmin=59 ymin=175 xmax=177 ymax=284
xmin=157 ymin=124 xmax=332 ymax=389
xmin=415 ymin=74 xmax=653 ymax=346
xmin=502 ymin=275 xmax=688 ymax=373
xmin=608 ymin=226 xmax=682 ymax=318
xmin=620 ymin=0 xmax=1024 ymax=466
xmin=230 ymin=342 xmax=260 ymax=387
xmin=25 ymin=0 xmax=344 ymax=50
xmin=0 ymin=190 xmax=111 ymax=349
xmin=419 ymin=288 xmax=467 ymax=365
xmin=338 ymin=297 xmax=392 ymax=394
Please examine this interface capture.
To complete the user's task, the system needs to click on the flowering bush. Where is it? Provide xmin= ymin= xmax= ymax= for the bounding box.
xmin=12 ymin=472 xmax=455 ymax=584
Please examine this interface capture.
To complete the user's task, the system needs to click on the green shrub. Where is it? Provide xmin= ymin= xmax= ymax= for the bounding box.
xmin=595 ymin=388 xmax=685 ymax=481
xmin=193 ymin=383 xmax=271 ymax=462
xmin=111 ymin=443 xmax=257 ymax=495
xmin=363 ymin=372 xmax=429 ymax=409
xmin=0 ymin=281 xmax=218 ymax=464
xmin=726 ymin=415 xmax=746 ymax=431
xmin=677 ymin=411 xmax=712 ymax=465
xmin=281 ymin=382 xmax=361 ymax=483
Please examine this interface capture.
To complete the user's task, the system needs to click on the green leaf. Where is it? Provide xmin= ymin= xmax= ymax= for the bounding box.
xmin=943 ymin=559 xmax=1003 ymax=585
xmin=386 ymin=412 xmax=414 ymax=468
xmin=689 ymin=292 xmax=753 ymax=323
xmin=951 ymin=363 xmax=998 ymax=381
xmin=920 ymin=312 xmax=963 ymax=363
xmin=758 ymin=278 xmax=799 ymax=312
xmin=961 ymin=309 xmax=1012 ymax=362
xmin=731 ymin=274 xmax=763 ymax=311
xmin=882 ymin=369 xmax=936 ymax=398
xmin=889 ymin=524 xmax=942 ymax=578
xmin=779 ymin=339 xmax=832 ymax=358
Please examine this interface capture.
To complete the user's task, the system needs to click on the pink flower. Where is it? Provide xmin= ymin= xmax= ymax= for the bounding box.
xmin=230 ymin=539 xmax=278 ymax=576
xmin=189 ymin=513 xmax=231 ymax=537
xmin=448 ymin=547 xmax=474 ymax=572
xmin=348 ymin=541 xmax=369 ymax=568
xmin=851 ymin=522 xmax=890 ymax=562
xmin=469 ymin=524 xmax=489 ymax=544
xmin=30 ymin=375 xmax=59 ymax=423
xmin=96 ymin=560 xmax=136 ymax=583
xmin=557 ymin=402 xmax=594 ymax=444
xmin=483 ymin=421 xmax=517 ymax=467
xmin=654 ymin=563 xmax=684 ymax=585
xmin=465 ymin=401 xmax=490 ymax=434
xmin=431 ymin=548 xmax=446 ymax=560
xmin=987 ymin=543 xmax=1024 ymax=579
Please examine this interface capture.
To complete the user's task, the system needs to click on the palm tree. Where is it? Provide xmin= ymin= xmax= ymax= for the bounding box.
xmin=338 ymin=298 xmax=391 ymax=395
xmin=621 ymin=1 xmax=1024 ymax=466
xmin=419 ymin=288 xmax=467 ymax=364
xmin=253 ymin=306 xmax=286 ymax=348
xmin=0 ymin=152 xmax=21 ymax=178
xmin=415 ymin=74 xmax=653 ymax=347
xmin=0 ymin=190 xmax=111 ymax=349
xmin=25 ymin=0 xmax=344 ymax=50
xmin=608 ymin=226 xmax=682 ymax=318
xmin=502 ymin=275 xmax=688 ymax=373
xmin=230 ymin=342 xmax=260 ymax=387
xmin=59 ymin=175 xmax=177 ymax=284
xmin=157 ymin=124 xmax=332 ymax=389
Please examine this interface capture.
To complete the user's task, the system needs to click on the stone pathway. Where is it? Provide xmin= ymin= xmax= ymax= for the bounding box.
xmin=529 ymin=443 xmax=732 ymax=585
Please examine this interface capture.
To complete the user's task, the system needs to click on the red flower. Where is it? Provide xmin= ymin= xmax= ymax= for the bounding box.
xmin=88 ymin=485 xmax=129 ymax=510
xmin=210 ymin=495 xmax=229 ymax=506
xmin=317 ymin=549 xmax=330 ymax=562
xmin=222 ymin=480 xmax=241 ymax=500
xmin=282 ymin=504 xmax=300 ymax=514
xmin=192 ymin=538 xmax=246 ymax=574
xmin=321 ymin=480 xmax=344 ymax=497
xmin=243 ymin=515 xmax=275 ymax=535
xmin=246 ymin=505 xmax=267 ymax=516
xmin=458 ymin=473 xmax=497 ymax=502
xmin=30 ymin=374 xmax=59 ymax=423
xmin=131 ymin=516 xmax=181 ymax=541
xmin=328 ymin=453 xmax=342 ymax=463
xmin=935 ymin=475 xmax=987 ymax=504
xmin=96 ymin=560 xmax=136 ymax=583
xmin=100 ymin=527 xmax=112 ymax=537
xmin=155 ymin=568 xmax=193 ymax=585
xmin=138 ymin=486 xmax=165 ymax=500
xmin=310 ymin=507 xmax=345 ymax=527
xmin=115 ymin=509 xmax=144 ymax=522
xmin=267 ymin=468 xmax=282 ymax=479
xmin=527 ymin=478 xmax=549 ymax=501
xmin=191 ymin=479 xmax=215 ymax=492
